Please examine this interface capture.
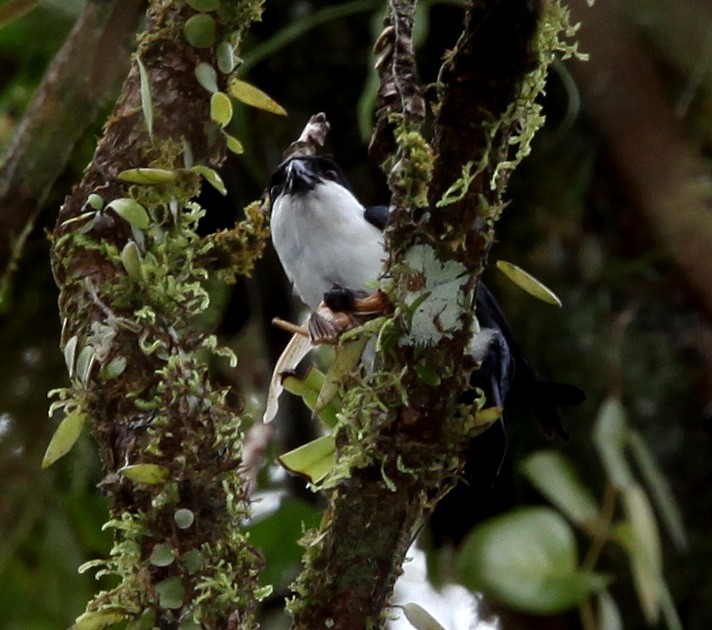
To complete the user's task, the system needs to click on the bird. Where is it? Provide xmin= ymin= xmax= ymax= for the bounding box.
xmin=267 ymin=153 xmax=584 ymax=543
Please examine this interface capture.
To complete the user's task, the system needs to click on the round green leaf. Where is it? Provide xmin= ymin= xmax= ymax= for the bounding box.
xmin=521 ymin=450 xmax=599 ymax=525
xmin=101 ymin=355 xmax=128 ymax=380
xmin=181 ymin=549 xmax=205 ymax=574
xmin=42 ymin=407 xmax=87 ymax=468
xmin=216 ymin=40 xmax=235 ymax=73
xmin=174 ymin=508 xmax=195 ymax=529
xmin=195 ymin=62 xmax=218 ymax=93
xmin=495 ymin=260 xmax=562 ymax=307
xmin=183 ymin=14 xmax=216 ymax=48
xmin=107 ymin=198 xmax=150 ymax=229
xmin=456 ymin=507 xmax=608 ymax=614
xmin=87 ymin=193 xmax=104 ymax=210
xmin=155 ymin=576 xmax=184 ymax=609
xmin=149 ymin=542 xmax=176 ymax=567
xmin=210 ymin=91 xmax=233 ymax=127
xmin=228 ymin=78 xmax=287 ymax=115
xmin=120 ymin=463 xmax=170 ymax=484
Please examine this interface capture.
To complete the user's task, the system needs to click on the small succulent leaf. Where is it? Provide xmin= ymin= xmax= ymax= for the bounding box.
xmin=137 ymin=57 xmax=153 ymax=141
xmin=101 ymin=355 xmax=128 ymax=380
xmin=87 ymin=193 xmax=104 ymax=210
xmin=120 ymin=463 xmax=170 ymax=484
xmin=107 ymin=198 xmax=150 ymax=229
xmin=456 ymin=507 xmax=608 ymax=614
xmin=118 ymin=168 xmax=177 ymax=184
xmin=402 ymin=602 xmax=446 ymax=630
xmin=75 ymin=345 xmax=96 ymax=385
xmin=120 ymin=241 xmax=142 ymax=281
xmin=210 ymin=91 xmax=233 ymax=127
xmin=216 ymin=40 xmax=235 ymax=73
xmin=189 ymin=165 xmax=227 ymax=196
xmin=593 ymin=397 xmax=633 ymax=488
xmin=195 ymin=62 xmax=218 ymax=93
xmin=229 ymin=78 xmax=287 ymax=115
xmin=224 ymin=133 xmax=244 ymax=154
xmin=183 ymin=14 xmax=216 ymax=48
xmin=149 ymin=542 xmax=176 ymax=567
xmin=521 ymin=450 xmax=599 ymax=525
xmin=495 ymin=260 xmax=562 ymax=307
xmin=42 ymin=407 xmax=87 ymax=468
xmin=174 ymin=508 xmax=195 ymax=529
xmin=74 ymin=610 xmax=126 ymax=629
xmin=627 ymin=429 xmax=686 ymax=549
xmin=278 ymin=435 xmax=336 ymax=484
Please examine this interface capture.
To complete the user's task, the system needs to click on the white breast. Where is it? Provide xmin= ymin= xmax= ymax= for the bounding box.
xmin=271 ymin=181 xmax=386 ymax=310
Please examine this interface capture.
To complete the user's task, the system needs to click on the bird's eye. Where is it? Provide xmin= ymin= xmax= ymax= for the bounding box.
xmin=270 ymin=186 xmax=280 ymax=199
xmin=324 ymin=170 xmax=338 ymax=181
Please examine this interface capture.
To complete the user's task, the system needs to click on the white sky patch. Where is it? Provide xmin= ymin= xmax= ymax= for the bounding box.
xmin=389 ymin=544 xmax=500 ymax=630
xmin=399 ymin=244 xmax=470 ymax=347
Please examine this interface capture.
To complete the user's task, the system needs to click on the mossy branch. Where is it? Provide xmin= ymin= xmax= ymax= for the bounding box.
xmin=288 ymin=1 xmax=579 ymax=628
xmin=49 ymin=1 xmax=268 ymax=627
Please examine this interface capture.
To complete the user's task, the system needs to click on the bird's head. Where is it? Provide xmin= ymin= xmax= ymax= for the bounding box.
xmin=267 ymin=155 xmax=352 ymax=206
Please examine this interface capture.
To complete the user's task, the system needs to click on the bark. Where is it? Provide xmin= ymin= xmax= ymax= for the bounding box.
xmin=49 ymin=1 xmax=267 ymax=627
xmin=288 ymin=1 xmax=554 ymax=627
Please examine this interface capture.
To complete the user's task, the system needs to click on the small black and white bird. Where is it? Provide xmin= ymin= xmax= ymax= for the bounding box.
xmin=267 ymin=154 xmax=584 ymax=542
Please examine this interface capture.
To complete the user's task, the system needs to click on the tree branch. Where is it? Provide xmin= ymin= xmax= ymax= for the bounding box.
xmin=49 ymin=1 xmax=268 ymax=626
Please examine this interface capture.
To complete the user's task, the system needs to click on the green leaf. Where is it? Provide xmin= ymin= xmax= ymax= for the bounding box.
xmin=174 ymin=508 xmax=195 ymax=530
xmin=195 ymin=62 xmax=218 ymax=93
xmin=521 ymin=450 xmax=599 ymax=525
xmin=495 ymin=260 xmax=563 ymax=307
xmin=619 ymin=484 xmax=663 ymax=624
xmin=315 ymin=336 xmax=369 ymax=415
xmin=415 ymin=363 xmax=441 ymax=386
xmin=210 ymin=91 xmax=233 ymax=127
xmin=74 ymin=610 xmax=126 ymax=629
xmin=75 ymin=345 xmax=96 ymax=385
xmin=120 ymin=241 xmax=143 ymax=281
xmin=402 ymin=603 xmax=446 ymax=630
xmin=278 ymin=435 xmax=336 ymax=484
xmin=149 ymin=542 xmax=176 ymax=567
xmin=87 ymin=193 xmax=104 ymax=210
xmin=229 ymin=78 xmax=287 ymax=115
xmin=181 ymin=549 xmax=205 ymax=574
xmin=216 ymin=40 xmax=235 ymax=73
xmin=118 ymin=168 xmax=178 ymax=184
xmin=63 ymin=334 xmax=78 ymax=376
xmin=593 ymin=397 xmax=633 ymax=488
xmin=189 ymin=165 xmax=227 ymax=195
xmin=101 ymin=355 xmax=127 ymax=380
xmin=42 ymin=407 xmax=87 ymax=468
xmin=283 ymin=367 xmax=339 ymax=427
xmin=183 ymin=13 xmax=216 ymax=48
xmin=154 ymin=576 xmax=184 ymax=609
xmin=224 ymin=133 xmax=244 ymax=154
xmin=137 ymin=57 xmax=154 ymax=142
xmin=107 ymin=198 xmax=151 ymax=229
xmin=456 ymin=507 xmax=608 ymax=614
xmin=627 ymin=429 xmax=686 ymax=549
xmin=120 ymin=463 xmax=170 ymax=484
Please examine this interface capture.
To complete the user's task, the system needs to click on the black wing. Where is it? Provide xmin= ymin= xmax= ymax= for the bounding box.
xmin=364 ymin=205 xmax=389 ymax=230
